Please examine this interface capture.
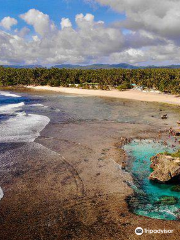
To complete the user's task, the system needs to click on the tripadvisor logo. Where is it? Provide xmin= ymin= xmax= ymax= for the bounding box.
xmin=135 ymin=227 xmax=174 ymax=235
xmin=135 ymin=227 xmax=143 ymax=235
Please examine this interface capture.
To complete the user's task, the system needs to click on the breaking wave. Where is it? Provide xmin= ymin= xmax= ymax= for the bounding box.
xmin=0 ymin=112 xmax=50 ymax=143
xmin=0 ymin=90 xmax=50 ymax=200
xmin=0 ymin=91 xmax=50 ymax=142
xmin=0 ymin=187 xmax=4 ymax=201
xmin=0 ymin=102 xmax=25 ymax=114
xmin=0 ymin=91 xmax=21 ymax=98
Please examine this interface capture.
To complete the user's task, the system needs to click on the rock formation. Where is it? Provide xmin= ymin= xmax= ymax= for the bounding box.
xmin=149 ymin=153 xmax=180 ymax=183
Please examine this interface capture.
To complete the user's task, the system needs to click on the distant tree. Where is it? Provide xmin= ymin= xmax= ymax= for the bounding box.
xmin=1 ymin=67 xmax=180 ymax=94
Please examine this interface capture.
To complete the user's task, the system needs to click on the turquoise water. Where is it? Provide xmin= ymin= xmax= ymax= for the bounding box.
xmin=124 ymin=139 xmax=180 ymax=220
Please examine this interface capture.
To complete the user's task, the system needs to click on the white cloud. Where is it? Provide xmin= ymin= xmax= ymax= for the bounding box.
xmin=75 ymin=13 xmax=95 ymax=28
xmin=32 ymin=35 xmax=40 ymax=42
xmin=0 ymin=11 xmax=125 ymax=65
xmin=61 ymin=18 xmax=72 ymax=29
xmin=14 ymin=27 xmax=30 ymax=38
xmin=84 ymin=13 xmax=94 ymax=22
xmin=1 ymin=6 xmax=180 ymax=66
xmin=95 ymin=0 xmax=180 ymax=40
xmin=20 ymin=9 xmax=55 ymax=36
xmin=0 ymin=17 xmax=17 ymax=30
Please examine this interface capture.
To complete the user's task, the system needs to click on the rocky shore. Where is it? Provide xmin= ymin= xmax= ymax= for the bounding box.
xmin=1 ymin=89 xmax=180 ymax=239
xmin=149 ymin=153 xmax=180 ymax=183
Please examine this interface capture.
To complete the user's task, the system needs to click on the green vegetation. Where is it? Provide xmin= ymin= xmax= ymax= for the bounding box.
xmin=171 ymin=185 xmax=180 ymax=192
xmin=156 ymin=196 xmax=178 ymax=205
xmin=164 ymin=150 xmax=180 ymax=158
xmin=117 ymin=81 xmax=132 ymax=91
xmin=1 ymin=67 xmax=180 ymax=93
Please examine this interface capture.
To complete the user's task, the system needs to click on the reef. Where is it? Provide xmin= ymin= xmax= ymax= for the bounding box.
xmin=156 ymin=196 xmax=178 ymax=205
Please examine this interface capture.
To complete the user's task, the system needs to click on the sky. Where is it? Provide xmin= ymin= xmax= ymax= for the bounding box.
xmin=0 ymin=0 xmax=180 ymax=66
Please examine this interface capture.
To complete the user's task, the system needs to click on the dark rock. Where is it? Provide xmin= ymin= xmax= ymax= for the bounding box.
xmin=161 ymin=114 xmax=168 ymax=119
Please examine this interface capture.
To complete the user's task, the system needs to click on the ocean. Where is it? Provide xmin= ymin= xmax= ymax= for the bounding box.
xmin=0 ymin=89 xmax=180 ymax=224
xmin=0 ymin=90 xmax=50 ymax=202
xmin=0 ymin=90 xmax=50 ymax=143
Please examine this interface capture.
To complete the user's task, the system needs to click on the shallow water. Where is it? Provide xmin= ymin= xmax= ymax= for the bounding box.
xmin=124 ymin=139 xmax=180 ymax=220
xmin=1 ymin=89 xmax=180 ymax=218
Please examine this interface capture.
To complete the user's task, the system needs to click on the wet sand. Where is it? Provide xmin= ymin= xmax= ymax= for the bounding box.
xmin=0 ymin=90 xmax=180 ymax=239
xmin=28 ymin=86 xmax=180 ymax=106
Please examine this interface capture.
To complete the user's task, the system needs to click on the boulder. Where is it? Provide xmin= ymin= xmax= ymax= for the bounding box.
xmin=149 ymin=153 xmax=180 ymax=183
xmin=161 ymin=114 xmax=168 ymax=119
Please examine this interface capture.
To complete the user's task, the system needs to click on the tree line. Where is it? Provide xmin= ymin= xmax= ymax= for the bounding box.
xmin=0 ymin=67 xmax=180 ymax=94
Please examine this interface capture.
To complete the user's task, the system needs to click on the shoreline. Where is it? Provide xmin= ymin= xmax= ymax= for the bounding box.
xmin=1 ymin=89 xmax=180 ymax=238
xmin=27 ymin=85 xmax=180 ymax=106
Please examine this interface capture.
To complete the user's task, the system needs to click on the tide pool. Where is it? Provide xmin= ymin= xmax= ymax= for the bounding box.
xmin=124 ymin=139 xmax=180 ymax=220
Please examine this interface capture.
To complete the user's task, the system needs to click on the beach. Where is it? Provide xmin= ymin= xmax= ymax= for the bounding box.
xmin=28 ymin=86 xmax=180 ymax=105
xmin=2 ymin=0 xmax=180 ymax=238
xmin=0 ymin=89 xmax=180 ymax=239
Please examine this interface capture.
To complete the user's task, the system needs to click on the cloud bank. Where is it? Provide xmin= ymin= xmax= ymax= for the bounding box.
xmin=0 ymin=2 xmax=180 ymax=65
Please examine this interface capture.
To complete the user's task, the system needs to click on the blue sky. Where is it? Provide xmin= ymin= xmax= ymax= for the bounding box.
xmin=0 ymin=0 xmax=179 ymax=65
xmin=0 ymin=0 xmax=125 ymax=30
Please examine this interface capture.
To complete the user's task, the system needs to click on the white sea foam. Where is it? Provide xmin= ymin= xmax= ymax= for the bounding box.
xmin=0 ymin=91 xmax=50 ymax=143
xmin=30 ymin=104 xmax=45 ymax=107
xmin=0 ymin=92 xmax=50 ymax=203
xmin=0 ymin=102 xmax=25 ymax=114
xmin=30 ymin=103 xmax=49 ymax=108
xmin=160 ymin=208 xmax=178 ymax=218
xmin=0 ymin=91 xmax=21 ymax=98
xmin=30 ymin=103 xmax=61 ymax=112
xmin=0 ymin=187 xmax=4 ymax=200
xmin=0 ymin=112 xmax=50 ymax=142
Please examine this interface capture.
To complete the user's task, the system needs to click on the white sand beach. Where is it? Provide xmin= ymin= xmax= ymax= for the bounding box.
xmin=28 ymin=86 xmax=180 ymax=105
